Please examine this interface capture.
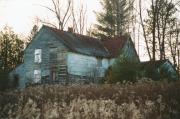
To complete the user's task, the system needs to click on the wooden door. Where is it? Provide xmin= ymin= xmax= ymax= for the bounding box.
xmin=50 ymin=66 xmax=57 ymax=81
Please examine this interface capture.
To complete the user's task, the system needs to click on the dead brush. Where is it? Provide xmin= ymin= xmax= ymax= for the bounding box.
xmin=0 ymin=80 xmax=180 ymax=119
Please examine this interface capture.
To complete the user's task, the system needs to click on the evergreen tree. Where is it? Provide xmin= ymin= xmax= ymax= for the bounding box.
xmin=0 ymin=26 xmax=24 ymax=90
xmin=0 ymin=26 xmax=24 ymax=71
xmin=0 ymin=26 xmax=24 ymax=72
xmin=92 ymin=0 xmax=134 ymax=39
xmin=107 ymin=55 xmax=140 ymax=83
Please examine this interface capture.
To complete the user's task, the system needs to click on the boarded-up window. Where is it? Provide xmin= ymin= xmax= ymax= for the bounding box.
xmin=49 ymin=48 xmax=57 ymax=63
xmin=34 ymin=70 xmax=41 ymax=83
xmin=50 ymin=52 xmax=57 ymax=60
xmin=35 ymin=49 xmax=42 ymax=63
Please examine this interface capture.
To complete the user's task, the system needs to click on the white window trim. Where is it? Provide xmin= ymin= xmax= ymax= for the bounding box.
xmin=34 ymin=49 xmax=42 ymax=63
xmin=34 ymin=69 xmax=41 ymax=83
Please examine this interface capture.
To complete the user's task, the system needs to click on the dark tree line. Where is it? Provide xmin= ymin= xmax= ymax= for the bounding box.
xmin=0 ymin=24 xmax=39 ymax=90
xmin=0 ymin=26 xmax=24 ymax=90
xmin=0 ymin=26 xmax=24 ymax=72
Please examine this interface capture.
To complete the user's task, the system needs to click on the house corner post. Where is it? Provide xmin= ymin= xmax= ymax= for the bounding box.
xmin=178 ymin=50 xmax=180 ymax=80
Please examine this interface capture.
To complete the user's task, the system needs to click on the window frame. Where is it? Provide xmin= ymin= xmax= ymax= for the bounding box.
xmin=34 ymin=69 xmax=41 ymax=83
xmin=97 ymin=58 xmax=102 ymax=67
xmin=34 ymin=49 xmax=42 ymax=63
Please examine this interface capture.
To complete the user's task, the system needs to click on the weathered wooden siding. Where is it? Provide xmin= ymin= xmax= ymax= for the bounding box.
xmin=11 ymin=26 xmax=141 ymax=88
xmin=67 ymin=52 xmax=109 ymax=77
xmin=159 ymin=61 xmax=178 ymax=79
xmin=9 ymin=64 xmax=26 ymax=88
xmin=23 ymin=27 xmax=69 ymax=86
xmin=119 ymin=39 xmax=139 ymax=62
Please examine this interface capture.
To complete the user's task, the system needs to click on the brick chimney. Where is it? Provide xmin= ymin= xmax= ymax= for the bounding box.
xmin=68 ymin=27 xmax=74 ymax=33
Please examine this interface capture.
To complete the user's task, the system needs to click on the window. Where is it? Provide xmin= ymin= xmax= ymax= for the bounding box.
xmin=34 ymin=49 xmax=42 ymax=63
xmin=50 ymin=67 xmax=57 ymax=81
xmin=97 ymin=59 xmax=102 ymax=67
xmin=34 ymin=70 xmax=41 ymax=83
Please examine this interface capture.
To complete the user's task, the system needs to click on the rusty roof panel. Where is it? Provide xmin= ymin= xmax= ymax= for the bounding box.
xmin=45 ymin=26 xmax=110 ymax=57
xmin=102 ymin=36 xmax=128 ymax=57
xmin=44 ymin=25 xmax=128 ymax=58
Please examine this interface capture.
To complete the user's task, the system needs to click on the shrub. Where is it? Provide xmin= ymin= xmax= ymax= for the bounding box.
xmin=1 ymin=81 xmax=180 ymax=119
xmin=0 ymin=70 xmax=19 ymax=91
xmin=108 ymin=55 xmax=140 ymax=83
xmin=0 ymin=70 xmax=9 ymax=91
xmin=144 ymin=66 xmax=160 ymax=80
xmin=10 ymin=74 xmax=19 ymax=88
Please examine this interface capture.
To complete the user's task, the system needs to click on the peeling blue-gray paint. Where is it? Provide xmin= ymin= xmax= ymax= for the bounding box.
xmin=67 ymin=52 xmax=109 ymax=77
xmin=10 ymin=26 xmax=140 ymax=89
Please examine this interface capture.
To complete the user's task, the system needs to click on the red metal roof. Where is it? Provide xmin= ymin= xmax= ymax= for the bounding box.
xmin=102 ymin=36 xmax=128 ymax=57
xmin=45 ymin=26 xmax=110 ymax=57
xmin=44 ymin=25 xmax=129 ymax=58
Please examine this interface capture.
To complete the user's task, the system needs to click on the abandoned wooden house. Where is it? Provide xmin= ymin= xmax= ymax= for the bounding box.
xmin=140 ymin=59 xmax=178 ymax=80
xmin=10 ymin=25 xmax=139 ymax=88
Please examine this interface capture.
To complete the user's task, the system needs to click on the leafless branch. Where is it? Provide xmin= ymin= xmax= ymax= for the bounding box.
xmin=38 ymin=18 xmax=57 ymax=28
xmin=139 ymin=0 xmax=152 ymax=60
xmin=39 ymin=0 xmax=72 ymax=30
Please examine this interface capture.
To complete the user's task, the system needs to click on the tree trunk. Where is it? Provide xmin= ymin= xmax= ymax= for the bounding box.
xmin=117 ymin=0 xmax=120 ymax=36
xmin=139 ymin=0 xmax=152 ymax=60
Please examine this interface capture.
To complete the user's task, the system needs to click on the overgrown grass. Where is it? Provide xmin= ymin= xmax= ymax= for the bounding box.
xmin=0 ymin=80 xmax=180 ymax=119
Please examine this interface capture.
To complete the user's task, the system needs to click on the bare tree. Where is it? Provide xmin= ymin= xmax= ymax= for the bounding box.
xmin=139 ymin=0 xmax=152 ymax=60
xmin=167 ymin=19 xmax=180 ymax=68
xmin=39 ymin=0 xmax=87 ymax=34
xmin=71 ymin=1 xmax=87 ymax=34
xmin=139 ymin=0 xmax=178 ymax=61
xmin=40 ymin=0 xmax=72 ymax=30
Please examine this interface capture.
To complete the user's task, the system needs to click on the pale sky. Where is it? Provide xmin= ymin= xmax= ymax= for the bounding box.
xmin=0 ymin=0 xmax=149 ymax=61
xmin=0 ymin=0 xmax=101 ymax=36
